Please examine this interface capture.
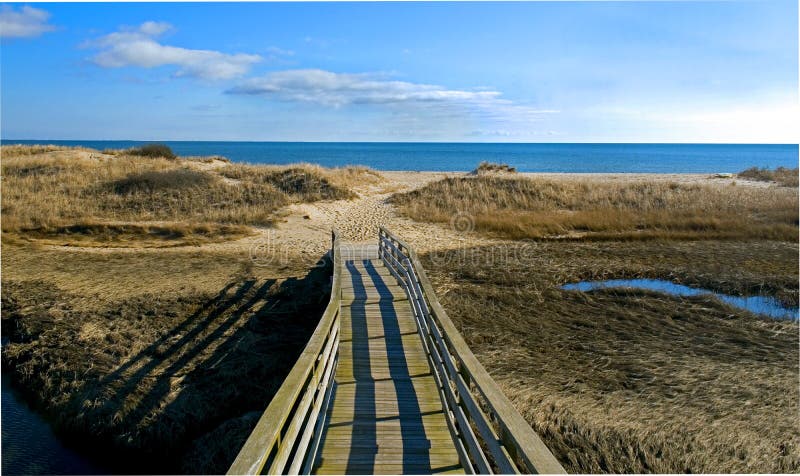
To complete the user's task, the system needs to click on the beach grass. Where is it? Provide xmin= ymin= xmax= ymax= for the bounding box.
xmin=421 ymin=240 xmax=799 ymax=473
xmin=0 ymin=145 xmax=378 ymax=246
xmin=390 ymin=175 xmax=798 ymax=240
xmin=738 ymin=166 xmax=799 ymax=187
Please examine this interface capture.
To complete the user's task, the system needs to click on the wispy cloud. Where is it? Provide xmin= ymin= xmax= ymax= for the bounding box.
xmin=227 ymin=69 xmax=558 ymax=137
xmin=0 ymin=5 xmax=55 ymax=39
xmin=85 ymin=21 xmax=262 ymax=80
xmin=227 ymin=69 xmax=505 ymax=107
xmin=266 ymin=46 xmax=294 ymax=57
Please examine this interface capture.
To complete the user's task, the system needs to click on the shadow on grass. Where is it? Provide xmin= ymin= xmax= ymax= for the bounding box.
xmin=2 ymin=255 xmax=333 ymax=474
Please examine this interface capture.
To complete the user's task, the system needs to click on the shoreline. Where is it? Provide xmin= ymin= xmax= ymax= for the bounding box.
xmin=3 ymin=141 xmax=796 ymax=176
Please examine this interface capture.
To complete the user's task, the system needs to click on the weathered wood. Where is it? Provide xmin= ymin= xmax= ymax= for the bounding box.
xmin=378 ymin=226 xmax=566 ymax=475
xmin=230 ymin=229 xmax=563 ymax=475
xmin=289 ymin=329 xmax=340 ymax=474
xmin=300 ymin=358 xmax=338 ymax=474
xmin=312 ymin=249 xmax=464 ymax=474
xmin=452 ymin=370 xmax=518 ymax=474
xmin=315 ymin=464 xmax=464 ymax=475
xmin=227 ymin=232 xmax=343 ymax=476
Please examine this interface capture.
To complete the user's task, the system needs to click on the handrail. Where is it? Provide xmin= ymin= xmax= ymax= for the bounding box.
xmin=378 ymin=226 xmax=566 ymax=475
xmin=228 ymin=230 xmax=342 ymax=475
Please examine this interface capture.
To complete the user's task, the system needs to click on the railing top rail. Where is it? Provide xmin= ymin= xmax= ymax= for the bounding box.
xmin=227 ymin=229 xmax=342 ymax=475
xmin=378 ymin=226 xmax=565 ymax=475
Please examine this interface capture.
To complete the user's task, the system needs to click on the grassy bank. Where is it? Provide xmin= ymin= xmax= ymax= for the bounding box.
xmin=420 ymin=240 xmax=799 ymax=473
xmin=1 ymin=145 xmax=377 ymax=246
xmin=1 ymin=243 xmax=332 ymax=474
xmin=738 ymin=166 xmax=799 ymax=187
xmin=390 ymin=175 xmax=798 ymax=240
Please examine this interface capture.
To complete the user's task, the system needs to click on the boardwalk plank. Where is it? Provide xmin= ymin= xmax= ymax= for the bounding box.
xmin=313 ymin=249 xmax=463 ymax=475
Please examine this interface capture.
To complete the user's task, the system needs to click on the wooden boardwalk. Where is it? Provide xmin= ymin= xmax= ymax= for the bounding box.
xmin=227 ymin=230 xmax=564 ymax=475
xmin=313 ymin=244 xmax=463 ymax=474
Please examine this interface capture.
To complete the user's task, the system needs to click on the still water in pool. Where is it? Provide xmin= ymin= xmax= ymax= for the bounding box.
xmin=561 ymin=279 xmax=798 ymax=320
xmin=1 ymin=371 xmax=110 ymax=475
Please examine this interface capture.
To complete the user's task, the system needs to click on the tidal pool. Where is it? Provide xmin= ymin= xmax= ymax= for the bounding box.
xmin=561 ymin=278 xmax=798 ymax=320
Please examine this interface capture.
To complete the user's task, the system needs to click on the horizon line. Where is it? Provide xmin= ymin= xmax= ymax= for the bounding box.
xmin=2 ymin=139 xmax=798 ymax=146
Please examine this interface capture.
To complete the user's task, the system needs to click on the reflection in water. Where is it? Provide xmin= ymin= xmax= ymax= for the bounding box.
xmin=561 ymin=278 xmax=798 ymax=320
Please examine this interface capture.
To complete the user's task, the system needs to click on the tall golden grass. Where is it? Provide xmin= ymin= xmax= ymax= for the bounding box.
xmin=1 ymin=146 xmax=378 ymax=240
xmin=422 ymin=240 xmax=798 ymax=473
xmin=391 ymin=176 xmax=798 ymax=240
xmin=738 ymin=166 xmax=799 ymax=187
xmin=218 ymin=162 xmax=384 ymax=190
xmin=2 ymin=260 xmax=333 ymax=473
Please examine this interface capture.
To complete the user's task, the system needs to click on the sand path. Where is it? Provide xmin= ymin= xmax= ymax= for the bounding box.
xmin=244 ymin=171 xmax=500 ymax=265
xmin=32 ymin=171 xmax=766 ymax=262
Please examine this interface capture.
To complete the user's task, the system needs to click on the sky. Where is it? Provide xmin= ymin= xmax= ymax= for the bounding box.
xmin=0 ymin=1 xmax=797 ymax=143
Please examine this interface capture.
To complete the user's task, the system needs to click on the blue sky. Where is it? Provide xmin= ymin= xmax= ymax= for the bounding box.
xmin=1 ymin=1 xmax=797 ymax=142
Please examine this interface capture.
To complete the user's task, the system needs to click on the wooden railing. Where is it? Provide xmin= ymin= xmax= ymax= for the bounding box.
xmin=378 ymin=226 xmax=566 ymax=475
xmin=227 ymin=230 xmax=342 ymax=476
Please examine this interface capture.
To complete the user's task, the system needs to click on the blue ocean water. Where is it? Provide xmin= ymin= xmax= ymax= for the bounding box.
xmin=3 ymin=140 xmax=797 ymax=173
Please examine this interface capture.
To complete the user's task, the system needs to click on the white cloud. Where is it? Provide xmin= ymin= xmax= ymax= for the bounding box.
xmin=228 ymin=69 xmax=506 ymax=107
xmin=137 ymin=21 xmax=171 ymax=37
xmin=0 ymin=5 xmax=55 ymax=38
xmin=86 ymin=21 xmax=261 ymax=80
xmin=227 ymin=69 xmax=558 ymax=138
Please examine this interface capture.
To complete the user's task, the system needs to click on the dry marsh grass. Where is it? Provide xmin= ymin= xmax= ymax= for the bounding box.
xmin=391 ymin=176 xmax=798 ymax=240
xmin=1 ymin=145 xmax=380 ymax=246
xmin=738 ymin=166 xmax=799 ymax=187
xmin=1 ymin=244 xmax=265 ymax=311
xmin=1 ymin=144 xmax=94 ymax=157
xmin=2 ymin=218 xmax=334 ymax=473
xmin=421 ymin=240 xmax=799 ymax=473
xmin=219 ymin=162 xmax=384 ymax=191
xmin=2 ymin=259 xmax=332 ymax=474
xmin=15 ymin=222 xmax=252 ymax=248
xmin=471 ymin=160 xmax=517 ymax=175
xmin=217 ymin=164 xmax=355 ymax=201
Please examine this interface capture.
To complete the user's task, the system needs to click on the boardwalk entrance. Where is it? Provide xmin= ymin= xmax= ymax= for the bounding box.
xmin=228 ymin=229 xmax=564 ymax=475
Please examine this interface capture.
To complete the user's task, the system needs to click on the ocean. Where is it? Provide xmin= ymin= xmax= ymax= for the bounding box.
xmin=3 ymin=141 xmax=797 ymax=173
